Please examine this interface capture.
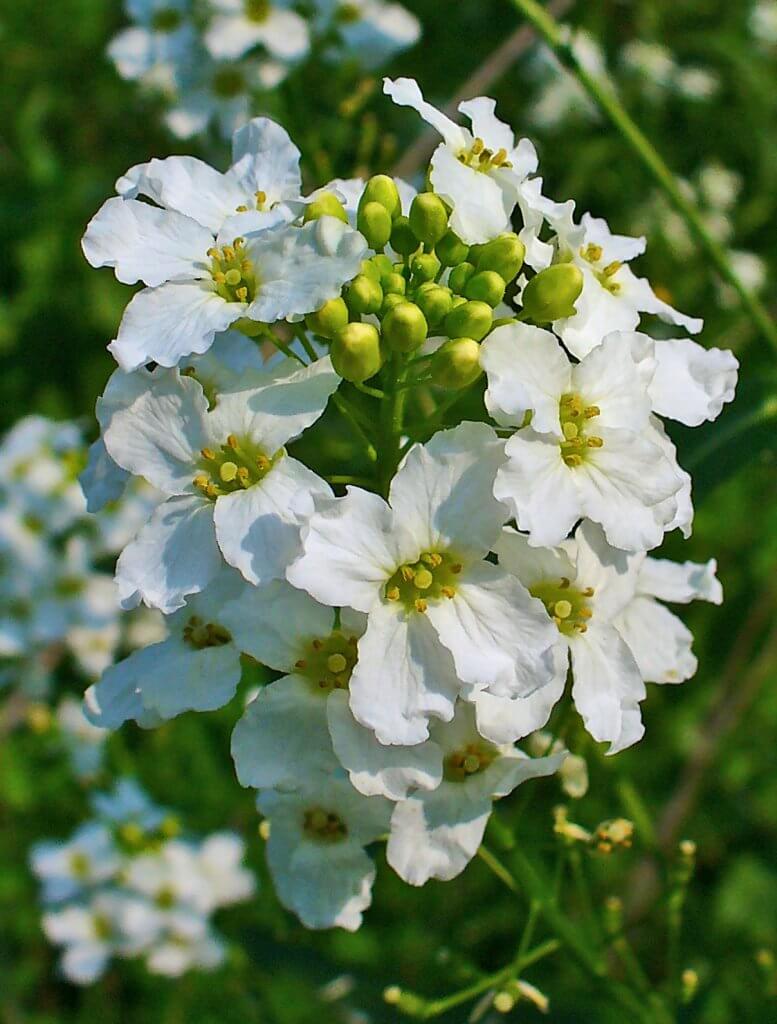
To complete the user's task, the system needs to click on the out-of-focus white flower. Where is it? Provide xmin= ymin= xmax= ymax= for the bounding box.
xmin=204 ymin=0 xmax=310 ymax=62
xmin=751 ymin=0 xmax=777 ymax=44
xmin=56 ymin=697 xmax=109 ymax=779
xmin=108 ymin=0 xmax=197 ymax=92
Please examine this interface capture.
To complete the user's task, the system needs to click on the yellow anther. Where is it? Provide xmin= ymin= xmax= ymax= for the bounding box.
xmin=478 ymin=147 xmax=493 ymax=163
xmin=256 ymin=454 xmax=271 ymax=471
xmin=233 ymin=237 xmax=245 ymax=248
xmin=219 ymin=461 xmax=238 ymax=482
xmin=587 ymin=436 xmax=604 ymax=448
xmin=471 ymin=137 xmax=484 ymax=154
xmin=421 ymin=552 xmax=443 ymax=567
xmin=492 ymin=147 xmax=508 ymax=165
xmin=584 ymin=405 xmax=601 ymax=418
xmin=562 ymin=421 xmax=579 ymax=440
xmin=235 ymin=204 xmax=249 ymax=213
xmin=582 ymin=243 xmax=603 ymax=263
xmin=400 ymin=565 xmax=416 ymax=582
xmin=200 ymin=447 xmax=216 ymax=460
xmin=554 ymin=599 xmax=572 ymax=619
xmin=255 ymin=190 xmax=267 ymax=208
xmin=312 ymin=639 xmax=323 ymax=650
xmin=225 ymin=268 xmax=242 ymax=286
xmin=221 ymin=245 xmax=235 ymax=261
xmin=193 ymin=474 xmax=209 ymax=489
xmin=451 ymin=563 xmax=463 ymax=574
xmin=414 ymin=598 xmax=428 ymax=613
xmin=441 ymin=586 xmax=455 ymax=599
xmin=462 ymin=754 xmax=481 ymax=773
xmin=582 ymin=586 xmax=595 ymax=597
xmin=236 ymin=286 xmax=248 ymax=302
xmin=386 ymin=586 xmax=400 ymax=602
xmin=414 ymin=568 xmax=434 ymax=590
xmin=579 ymin=607 xmax=592 ymax=619
xmin=227 ymin=434 xmax=239 ymax=449
xmin=237 ymin=466 xmax=250 ymax=486
xmin=207 ymin=247 xmax=220 ymax=259
xmin=559 ymin=577 xmax=570 ymax=589
xmin=603 ymin=261 xmax=622 ymax=277
xmin=564 ymin=454 xmax=583 ymax=467
xmin=206 ymin=482 xmax=221 ymax=498
xmin=295 ymin=659 xmax=307 ymax=670
xmin=327 ymin=653 xmax=347 ymax=674
xmin=213 ymin=271 xmax=226 ymax=285
xmin=574 ymin=622 xmax=588 ymax=633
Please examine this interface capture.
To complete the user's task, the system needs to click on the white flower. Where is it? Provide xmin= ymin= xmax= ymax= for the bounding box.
xmin=204 ymin=0 xmax=310 ymax=63
xmin=108 ymin=0 xmax=197 ymax=89
xmin=31 ymin=824 xmax=121 ymax=904
xmin=83 ymin=118 xmax=366 ymax=370
xmin=84 ymin=569 xmax=248 ymax=728
xmin=544 ymin=212 xmax=703 ymax=357
xmin=482 ymin=324 xmax=686 ymax=552
xmin=195 ymin=833 xmax=257 ymax=908
xmin=319 ymin=0 xmax=421 ymax=67
xmin=56 ymin=697 xmax=108 ymax=779
xmin=257 ymin=775 xmax=391 ymax=930
xmin=101 ymin=358 xmax=338 ymax=611
xmin=386 ymin=703 xmax=565 ymax=885
xmin=91 ymin=779 xmax=166 ymax=832
xmin=383 ymin=78 xmax=547 ymax=258
xmin=612 ymin=555 xmax=722 ymax=685
xmin=288 ymin=421 xmax=557 ymax=745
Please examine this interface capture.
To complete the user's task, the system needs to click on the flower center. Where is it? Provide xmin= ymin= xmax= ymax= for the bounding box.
xmin=444 ymin=741 xmax=499 ymax=782
xmin=208 ymin=239 xmax=258 ymax=304
xmin=457 ymin=137 xmax=513 ymax=173
xmin=336 ymin=2 xmax=362 ymax=23
xmin=558 ymin=392 xmax=603 ymax=468
xmin=303 ymin=807 xmax=348 ymax=843
xmin=151 ymin=8 xmax=183 ymax=31
xmin=245 ymin=0 xmax=270 ymax=22
xmin=54 ymin=576 xmax=85 ymax=598
xmin=580 ymin=244 xmax=623 ymax=294
xmin=530 ymin=576 xmax=594 ymax=636
xmin=192 ymin=435 xmax=281 ymax=500
xmin=69 ymin=851 xmax=91 ymax=878
xmin=182 ymin=615 xmax=232 ymax=650
xmin=156 ymin=885 xmax=177 ymax=909
xmin=93 ymin=914 xmax=113 ymax=941
xmin=235 ymin=189 xmax=269 ymax=214
xmin=294 ymin=630 xmax=359 ymax=694
xmin=384 ymin=551 xmax=462 ymax=613
xmin=212 ymin=67 xmax=247 ymax=98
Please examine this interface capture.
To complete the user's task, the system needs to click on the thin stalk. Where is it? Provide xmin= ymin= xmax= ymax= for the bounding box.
xmin=354 ymin=381 xmax=385 ymax=400
xmin=477 ymin=846 xmax=519 ymax=893
xmin=331 ymin=392 xmax=378 ymax=463
xmin=264 ymin=329 xmax=307 ymax=366
xmin=510 ymin=0 xmax=777 ymax=356
xmin=292 ymin=324 xmax=319 ymax=363
xmin=325 ymin=475 xmax=375 ymax=487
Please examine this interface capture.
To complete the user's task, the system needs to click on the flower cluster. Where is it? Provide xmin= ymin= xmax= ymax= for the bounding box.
xmin=0 ymin=417 xmax=160 ymax=698
xmin=80 ymin=78 xmax=736 ymax=930
xmin=107 ymin=0 xmax=421 ymax=140
xmin=30 ymin=779 xmax=255 ymax=984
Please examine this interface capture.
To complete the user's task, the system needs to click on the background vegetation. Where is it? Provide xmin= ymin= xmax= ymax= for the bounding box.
xmin=1 ymin=0 xmax=776 ymax=1020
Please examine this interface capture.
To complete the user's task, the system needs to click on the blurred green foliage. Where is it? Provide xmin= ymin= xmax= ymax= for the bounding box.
xmin=2 ymin=0 xmax=777 ymax=1021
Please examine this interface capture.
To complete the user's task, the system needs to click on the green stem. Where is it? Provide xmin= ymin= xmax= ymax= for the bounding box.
xmin=354 ymin=381 xmax=385 ymax=399
xmin=331 ymin=392 xmax=378 ymax=463
xmin=477 ymin=846 xmax=519 ymax=893
xmin=378 ymin=353 xmax=407 ymax=495
xmin=264 ymin=329 xmax=307 ymax=366
xmin=325 ymin=475 xmax=374 ymax=487
xmin=292 ymin=324 xmax=319 ymax=363
xmin=510 ymin=0 xmax=777 ymax=356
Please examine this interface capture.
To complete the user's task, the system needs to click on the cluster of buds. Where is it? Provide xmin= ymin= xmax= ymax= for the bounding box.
xmin=594 ymin=817 xmax=635 ymax=854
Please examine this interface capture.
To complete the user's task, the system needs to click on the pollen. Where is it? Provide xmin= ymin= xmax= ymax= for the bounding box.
xmin=457 ymin=137 xmax=513 ymax=172
xmin=303 ymin=807 xmax=348 ymax=843
xmin=192 ymin=436 xmax=281 ymax=500
xmin=444 ymin=741 xmax=499 ymax=782
xmin=559 ymin=392 xmax=604 ymax=468
xmin=209 ymin=237 xmax=258 ymax=304
xmin=183 ymin=615 xmax=232 ymax=650
xmin=296 ymin=630 xmax=358 ymax=694
xmin=530 ymin=577 xmax=595 ymax=638
xmin=384 ymin=551 xmax=462 ymax=612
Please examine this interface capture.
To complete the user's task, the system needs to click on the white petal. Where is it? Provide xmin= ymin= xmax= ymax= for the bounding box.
xmin=204 ymin=14 xmax=272 ymax=59
xmin=472 ymin=645 xmax=568 ymax=744
xmin=581 ymin=213 xmax=646 ymax=262
xmin=103 ymin=370 xmax=208 ymax=494
xmin=80 ymin=439 xmax=129 ymax=513
xmin=431 ymin=145 xmax=512 ymax=245
xmin=349 ymin=602 xmax=460 ymax=745
xmin=389 ymin=421 xmax=508 ymax=560
xmin=115 ymin=495 xmax=221 ymax=613
xmin=230 ymin=116 xmax=302 ymax=205
xmin=287 ymin=488 xmax=403 ymax=613
xmin=426 ymin=560 xmax=556 ymax=698
xmin=132 ymin=636 xmax=241 ymax=719
xmin=109 ymin=282 xmax=241 ymax=371
xmin=614 ymin=597 xmax=696 ymax=684
xmin=636 ymin=557 xmax=722 ymax=604
xmin=481 ymin=322 xmax=570 ymax=432
xmin=327 ymin=689 xmax=442 ymax=800
xmin=82 ymin=198 xmax=211 ymax=287
xmin=649 ymin=338 xmax=738 ymax=425
xmin=383 ymin=77 xmax=467 ymax=149
xmin=214 ymin=456 xmax=328 ymax=585
xmin=231 ymin=675 xmax=337 ymax=789
xmin=60 ymin=943 xmax=110 ymax=985
xmin=494 ymin=526 xmax=576 ymax=585
xmin=487 ymin=748 xmax=566 ymax=798
xmin=572 ymin=333 xmax=654 ymax=431
xmin=622 ymin=269 xmax=703 ymax=334
xmin=570 ymin=623 xmax=645 ymax=753
xmin=458 ymin=96 xmax=516 ymax=154
xmin=245 ymin=218 xmax=367 ymax=324
xmin=83 ymin=644 xmax=161 ymax=728
xmin=248 ymin=7 xmax=310 ymax=60
xmin=553 ymin=267 xmax=640 ymax=359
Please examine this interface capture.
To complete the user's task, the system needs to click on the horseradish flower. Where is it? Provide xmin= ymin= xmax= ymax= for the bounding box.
xmin=319 ymin=0 xmax=421 ymax=68
xmin=495 ymin=523 xmax=646 ymax=753
xmin=383 ymin=78 xmax=544 ymax=254
xmin=102 ymin=359 xmax=338 ymax=610
xmin=31 ymin=824 xmax=121 ymax=904
xmin=545 ymin=212 xmax=703 ymax=357
xmin=257 ymin=775 xmax=391 ymax=930
xmin=83 ymin=119 xmax=366 ymax=369
xmin=386 ymin=703 xmax=565 ymax=885
xmin=482 ymin=324 xmax=686 ymax=551
xmin=108 ymin=0 xmax=196 ymax=89
xmin=56 ymin=696 xmax=109 ymax=779
xmin=288 ymin=422 xmax=557 ymax=745
xmin=84 ymin=569 xmax=249 ymax=728
xmin=204 ymin=0 xmax=310 ymax=63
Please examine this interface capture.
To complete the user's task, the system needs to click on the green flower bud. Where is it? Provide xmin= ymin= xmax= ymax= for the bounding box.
xmin=331 ymin=323 xmax=383 ymax=383
xmin=450 ymin=294 xmax=467 ymax=310
xmin=447 ymin=261 xmax=476 ymax=295
xmin=382 ymin=301 xmax=428 ymax=353
xmin=233 ymin=317 xmax=265 ymax=338
xmin=443 ymin=300 xmax=492 ymax=341
xmin=415 ymin=285 xmax=453 ymax=329
xmin=431 ymin=337 xmax=482 ymax=389
xmin=359 ymin=174 xmax=402 ymax=220
xmin=476 ymin=233 xmax=526 ymax=281
xmin=357 ymin=201 xmax=393 ymax=251
xmin=521 ymin=264 xmax=584 ymax=323
xmin=390 ymin=216 xmax=419 ymax=257
xmin=411 ymin=252 xmax=441 ymax=284
xmin=381 ymin=271 xmax=406 ymax=295
xmin=305 ymin=297 xmax=349 ymax=339
xmin=371 ymin=253 xmax=394 ymax=278
xmin=303 ymin=192 xmax=348 ymax=224
xmin=464 ymin=270 xmax=506 ymax=307
xmin=345 ymin=274 xmax=383 ymax=315
xmin=381 ymin=292 xmax=406 ymax=314
xmin=359 ymin=258 xmax=381 ymax=282
xmin=408 ymin=192 xmax=449 ymax=248
xmin=436 ymin=229 xmax=470 ymax=267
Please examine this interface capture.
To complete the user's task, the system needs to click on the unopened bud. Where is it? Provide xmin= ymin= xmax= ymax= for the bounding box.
xmin=360 ymin=174 xmax=402 ymax=220
xmin=303 ymin=191 xmax=348 ymax=224
xmin=409 ymin=192 xmax=449 ymax=247
xmin=381 ymin=271 xmax=406 ymax=295
xmin=382 ymin=301 xmax=428 ymax=353
xmin=331 ymin=323 xmax=383 ymax=383
xmin=560 ymin=753 xmax=589 ymax=799
xmin=357 ymin=200 xmax=393 ymax=251
xmin=464 ymin=270 xmax=506 ymax=307
xmin=370 ymin=253 xmax=394 ymax=278
xmin=436 ymin=229 xmax=470 ymax=267
xmin=443 ymin=299 xmax=492 ymax=341
xmin=345 ymin=274 xmax=383 ymax=315
xmin=415 ymin=285 xmax=453 ymax=329
xmin=306 ymin=297 xmax=349 ymax=339
xmin=389 ymin=215 xmax=419 ymax=257
xmin=521 ymin=264 xmax=584 ymax=322
xmin=411 ymin=251 xmax=441 ymax=284
xmin=381 ymin=292 xmax=405 ymax=314
xmin=447 ymin=261 xmax=476 ymax=295
xmin=493 ymin=991 xmax=515 ymax=1013
xmin=476 ymin=233 xmax=526 ymax=281
xmin=431 ymin=337 xmax=482 ymax=389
